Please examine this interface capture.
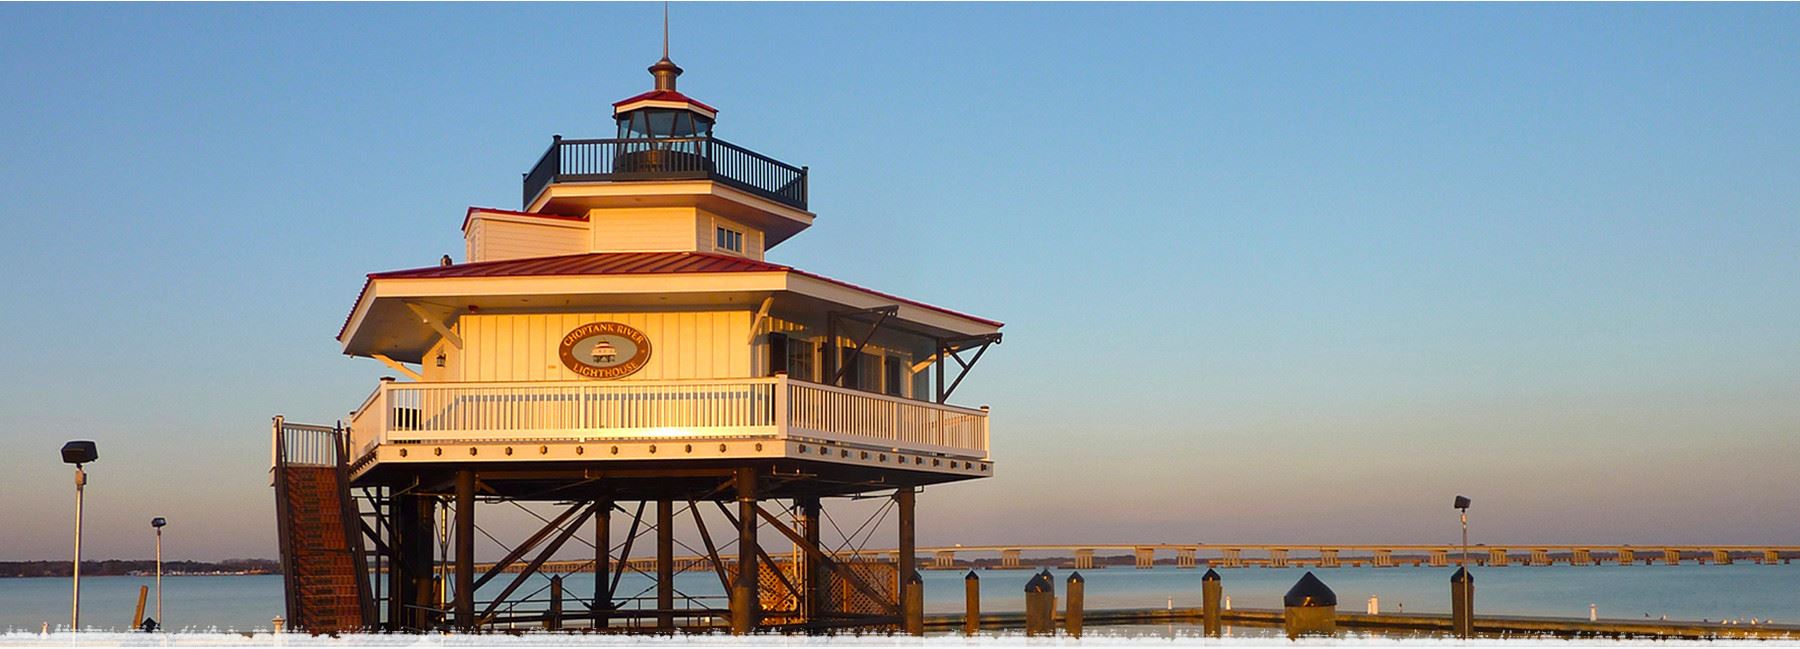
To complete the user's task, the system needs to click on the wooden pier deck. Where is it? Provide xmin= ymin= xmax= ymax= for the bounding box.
xmin=922 ymin=607 xmax=1800 ymax=639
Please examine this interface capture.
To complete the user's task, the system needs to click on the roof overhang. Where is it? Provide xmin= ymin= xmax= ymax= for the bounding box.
xmin=527 ymin=179 xmax=814 ymax=248
xmin=340 ymin=270 xmax=1002 ymax=363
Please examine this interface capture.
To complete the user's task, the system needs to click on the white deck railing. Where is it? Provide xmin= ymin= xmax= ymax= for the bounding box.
xmin=347 ymin=376 xmax=988 ymax=460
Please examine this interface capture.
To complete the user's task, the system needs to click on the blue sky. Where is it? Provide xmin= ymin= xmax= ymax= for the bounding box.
xmin=1 ymin=3 xmax=1796 ymax=560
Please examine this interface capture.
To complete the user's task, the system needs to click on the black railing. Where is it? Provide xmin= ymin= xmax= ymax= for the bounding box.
xmin=523 ymin=136 xmax=808 ymax=210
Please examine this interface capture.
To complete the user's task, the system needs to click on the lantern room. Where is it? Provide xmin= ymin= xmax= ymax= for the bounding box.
xmin=614 ymin=57 xmax=717 ymax=140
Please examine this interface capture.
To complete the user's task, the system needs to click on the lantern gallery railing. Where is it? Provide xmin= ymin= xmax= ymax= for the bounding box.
xmin=523 ymin=136 xmax=808 ymax=210
xmin=347 ymin=377 xmax=987 ymax=461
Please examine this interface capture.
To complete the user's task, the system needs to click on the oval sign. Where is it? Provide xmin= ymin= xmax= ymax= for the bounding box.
xmin=558 ymin=322 xmax=652 ymax=379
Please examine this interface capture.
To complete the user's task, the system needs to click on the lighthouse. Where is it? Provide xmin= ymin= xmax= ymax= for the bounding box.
xmin=271 ymin=48 xmax=1003 ymax=635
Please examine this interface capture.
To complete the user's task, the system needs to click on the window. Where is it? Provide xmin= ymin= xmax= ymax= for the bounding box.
xmin=788 ymin=338 xmax=815 ymax=382
xmin=884 ymin=356 xmax=905 ymax=397
xmin=716 ymin=226 xmax=743 ymax=253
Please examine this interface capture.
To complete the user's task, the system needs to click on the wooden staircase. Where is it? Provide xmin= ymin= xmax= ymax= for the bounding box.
xmin=272 ymin=418 xmax=372 ymax=634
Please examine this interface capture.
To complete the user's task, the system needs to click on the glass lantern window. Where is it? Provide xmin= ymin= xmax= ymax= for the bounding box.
xmin=617 ymin=108 xmax=713 ymax=139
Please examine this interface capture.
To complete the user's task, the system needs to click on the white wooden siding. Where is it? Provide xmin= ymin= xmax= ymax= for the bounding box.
xmin=465 ymin=216 xmax=586 ymax=262
xmin=590 ymin=208 xmax=698 ymax=252
xmin=455 ymin=311 xmax=752 ymax=382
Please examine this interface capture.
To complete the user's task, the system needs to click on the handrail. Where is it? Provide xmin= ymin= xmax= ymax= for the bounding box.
xmin=350 ymin=377 xmax=987 ymax=459
xmin=522 ymin=136 xmax=807 ymax=210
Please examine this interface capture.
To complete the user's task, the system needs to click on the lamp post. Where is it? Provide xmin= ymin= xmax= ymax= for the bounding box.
xmin=151 ymin=517 xmax=167 ymax=627
xmin=1453 ymin=495 xmax=1472 ymax=638
xmin=61 ymin=441 xmax=99 ymax=632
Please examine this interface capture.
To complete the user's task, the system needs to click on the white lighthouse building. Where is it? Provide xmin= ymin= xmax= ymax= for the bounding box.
xmin=273 ymin=50 xmax=1003 ymax=635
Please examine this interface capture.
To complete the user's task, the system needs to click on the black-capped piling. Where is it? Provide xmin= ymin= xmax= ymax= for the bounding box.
xmin=1202 ymin=568 xmax=1223 ymax=636
xmin=964 ymin=570 xmax=981 ymax=636
xmin=1065 ymin=571 xmax=1085 ymax=637
xmin=1023 ymin=571 xmax=1055 ymax=636
xmin=1283 ymin=571 xmax=1337 ymax=639
xmin=1450 ymin=567 xmax=1475 ymax=638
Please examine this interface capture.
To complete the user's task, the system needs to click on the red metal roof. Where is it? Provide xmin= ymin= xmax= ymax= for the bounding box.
xmin=369 ymin=251 xmax=785 ymax=279
xmin=612 ymin=89 xmax=719 ymax=114
xmin=340 ymin=251 xmax=1002 ymax=340
xmin=460 ymin=206 xmax=587 ymax=232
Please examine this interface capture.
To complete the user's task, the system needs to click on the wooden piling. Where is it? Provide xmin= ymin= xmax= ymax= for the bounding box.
xmin=133 ymin=585 xmax=148 ymax=629
xmin=1023 ymin=572 xmax=1054 ymax=636
xmin=546 ymin=576 xmax=563 ymax=630
xmin=1065 ymin=571 xmax=1085 ymax=637
xmin=904 ymin=570 xmax=925 ymax=635
xmin=1451 ymin=567 xmax=1475 ymax=638
xmin=964 ymin=570 xmax=981 ymax=636
xmin=1202 ymin=568 xmax=1222 ymax=636
xmin=1283 ymin=571 xmax=1338 ymax=639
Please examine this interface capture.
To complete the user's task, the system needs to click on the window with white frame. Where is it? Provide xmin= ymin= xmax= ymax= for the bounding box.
xmin=716 ymin=226 xmax=744 ymax=253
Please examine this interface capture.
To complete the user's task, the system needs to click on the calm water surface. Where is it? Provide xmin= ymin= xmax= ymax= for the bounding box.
xmin=3 ymin=564 xmax=1796 ymax=633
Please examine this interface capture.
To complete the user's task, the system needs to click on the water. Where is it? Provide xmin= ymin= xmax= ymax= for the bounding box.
xmin=4 ymin=564 xmax=1796 ymax=633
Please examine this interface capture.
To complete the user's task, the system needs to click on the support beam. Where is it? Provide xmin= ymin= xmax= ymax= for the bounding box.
xmin=748 ymin=296 xmax=775 ymax=344
xmin=896 ymin=487 xmax=920 ymax=635
xmin=934 ymin=333 xmax=1001 ymax=403
xmin=1135 ymin=547 xmax=1155 ymax=569
xmin=1319 ymin=549 xmax=1340 ymax=568
xmin=593 ymin=501 xmax=611 ymax=628
xmin=1221 ymin=548 xmax=1243 ymax=568
xmin=453 ymin=471 xmax=475 ymax=630
xmin=826 ymin=305 xmax=898 ymax=387
xmin=371 ymin=354 xmax=424 ymax=382
xmin=1176 ymin=548 xmax=1197 ymax=569
xmin=797 ymin=497 xmax=824 ymax=626
xmin=750 ymin=504 xmax=899 ymax=616
xmin=731 ymin=469 xmax=759 ymax=634
xmin=689 ymin=501 xmax=733 ymax=595
xmin=1074 ymin=549 xmax=1094 ymax=570
xmin=1617 ymin=548 xmax=1635 ymax=565
xmin=404 ymin=302 xmax=463 ymax=349
xmin=657 ymin=500 xmax=675 ymax=631
xmin=476 ymin=505 xmax=598 ymax=625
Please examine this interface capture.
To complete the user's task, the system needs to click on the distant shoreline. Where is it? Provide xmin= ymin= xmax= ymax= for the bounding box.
xmin=0 ymin=559 xmax=279 ymax=579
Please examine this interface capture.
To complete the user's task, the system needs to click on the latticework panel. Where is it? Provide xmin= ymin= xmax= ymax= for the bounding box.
xmin=826 ymin=560 xmax=897 ymax=617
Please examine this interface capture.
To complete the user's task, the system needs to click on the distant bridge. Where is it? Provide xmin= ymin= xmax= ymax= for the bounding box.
xmin=473 ymin=543 xmax=1798 ymax=575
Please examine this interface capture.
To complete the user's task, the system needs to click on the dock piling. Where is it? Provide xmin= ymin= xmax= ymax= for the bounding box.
xmin=1451 ymin=567 xmax=1474 ymax=638
xmin=1201 ymin=568 xmax=1222 ymax=637
xmin=545 ymin=576 xmax=562 ymax=630
xmin=1065 ymin=571 xmax=1084 ymax=637
xmin=132 ymin=585 xmax=148 ymax=629
xmin=1023 ymin=571 xmax=1054 ymax=636
xmin=1283 ymin=571 xmax=1338 ymax=639
xmin=903 ymin=570 xmax=924 ymax=636
xmin=963 ymin=570 xmax=980 ymax=636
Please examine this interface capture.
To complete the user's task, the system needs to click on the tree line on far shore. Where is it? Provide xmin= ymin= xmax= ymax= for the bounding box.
xmin=0 ymin=559 xmax=279 ymax=578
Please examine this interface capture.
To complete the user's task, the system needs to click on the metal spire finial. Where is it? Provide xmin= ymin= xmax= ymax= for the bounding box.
xmin=648 ymin=2 xmax=682 ymax=91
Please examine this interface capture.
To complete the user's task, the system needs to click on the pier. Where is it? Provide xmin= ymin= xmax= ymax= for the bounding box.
xmin=468 ymin=543 xmax=1796 ymax=575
